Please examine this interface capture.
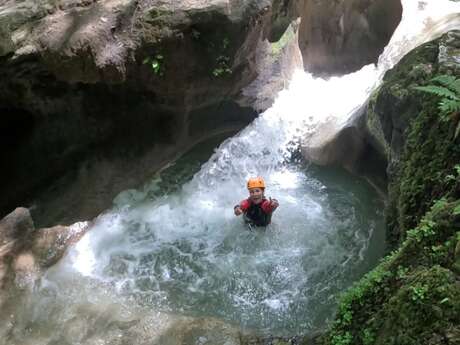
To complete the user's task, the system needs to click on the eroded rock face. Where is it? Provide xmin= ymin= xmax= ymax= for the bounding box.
xmin=0 ymin=0 xmax=280 ymax=226
xmin=301 ymin=106 xmax=388 ymax=194
xmin=297 ymin=0 xmax=402 ymax=75
xmin=0 ymin=0 xmax=404 ymax=226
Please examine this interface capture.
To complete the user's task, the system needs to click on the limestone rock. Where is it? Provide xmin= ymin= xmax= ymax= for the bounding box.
xmin=297 ymin=0 xmax=402 ymax=75
xmin=0 ymin=207 xmax=90 ymax=310
xmin=438 ymin=30 xmax=460 ymax=74
xmin=0 ymin=207 xmax=34 ymax=244
xmin=0 ymin=0 xmax=279 ymax=226
xmin=32 ymin=221 xmax=89 ymax=267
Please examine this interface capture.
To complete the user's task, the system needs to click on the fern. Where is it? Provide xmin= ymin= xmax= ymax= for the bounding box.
xmin=439 ymin=99 xmax=460 ymax=113
xmin=430 ymin=75 xmax=460 ymax=94
xmin=412 ymin=85 xmax=459 ymax=100
xmin=430 ymin=75 xmax=457 ymax=87
xmin=413 ymin=75 xmax=460 ymax=123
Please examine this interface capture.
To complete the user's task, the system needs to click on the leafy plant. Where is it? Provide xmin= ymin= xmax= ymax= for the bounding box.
xmin=407 ymin=218 xmax=435 ymax=242
xmin=362 ymin=329 xmax=375 ymax=345
xmin=444 ymin=164 xmax=460 ymax=183
xmin=212 ymin=55 xmax=232 ymax=77
xmin=222 ymin=37 xmax=230 ymax=49
xmin=211 ymin=38 xmax=232 ymax=78
xmin=413 ymin=75 xmax=460 ymax=123
xmin=453 ymin=204 xmax=460 ymax=216
xmin=331 ymin=332 xmax=352 ymax=345
xmin=143 ymin=54 xmax=164 ymax=76
xmin=191 ymin=29 xmax=201 ymax=40
xmin=397 ymin=265 xmax=409 ymax=279
xmin=410 ymin=284 xmax=428 ymax=302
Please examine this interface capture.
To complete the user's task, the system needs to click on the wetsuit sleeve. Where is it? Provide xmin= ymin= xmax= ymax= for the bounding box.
xmin=261 ymin=199 xmax=277 ymax=213
xmin=239 ymin=199 xmax=251 ymax=212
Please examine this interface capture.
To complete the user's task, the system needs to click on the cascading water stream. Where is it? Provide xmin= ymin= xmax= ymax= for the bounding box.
xmin=3 ymin=1 xmax=460 ymax=344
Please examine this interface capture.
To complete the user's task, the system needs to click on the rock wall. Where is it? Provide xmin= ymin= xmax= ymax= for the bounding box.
xmin=297 ymin=0 xmax=402 ymax=75
xmin=0 ymin=0 xmax=403 ymax=226
xmin=0 ymin=0 xmax=279 ymax=226
xmin=320 ymin=31 xmax=460 ymax=345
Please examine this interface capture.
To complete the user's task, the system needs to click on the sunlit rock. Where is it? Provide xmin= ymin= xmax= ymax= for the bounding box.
xmin=297 ymin=0 xmax=402 ymax=75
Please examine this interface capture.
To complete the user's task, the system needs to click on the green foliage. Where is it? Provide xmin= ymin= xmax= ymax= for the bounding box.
xmin=331 ymin=332 xmax=352 ymax=345
xmin=270 ymin=25 xmax=296 ymax=57
xmin=406 ymin=218 xmax=435 ymax=242
xmin=413 ymin=75 xmax=460 ymax=121
xmin=431 ymin=75 xmax=460 ymax=93
xmin=410 ymin=284 xmax=428 ymax=301
xmin=323 ymin=198 xmax=460 ymax=345
xmin=212 ymin=55 xmax=232 ymax=77
xmin=397 ymin=265 xmax=409 ymax=279
xmin=322 ymin=40 xmax=460 ymax=345
xmin=143 ymin=54 xmax=164 ymax=76
xmin=211 ymin=38 xmax=232 ymax=78
xmin=453 ymin=204 xmax=460 ymax=216
xmin=392 ymin=85 xmax=460 ymax=237
xmin=361 ymin=329 xmax=375 ymax=345
xmin=222 ymin=37 xmax=230 ymax=49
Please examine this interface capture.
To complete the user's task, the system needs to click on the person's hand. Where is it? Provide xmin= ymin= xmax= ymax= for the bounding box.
xmin=269 ymin=198 xmax=279 ymax=210
xmin=234 ymin=206 xmax=243 ymax=216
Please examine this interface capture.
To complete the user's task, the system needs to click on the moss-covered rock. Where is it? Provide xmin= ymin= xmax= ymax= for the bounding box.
xmin=366 ymin=31 xmax=460 ymax=245
xmin=321 ymin=31 xmax=460 ymax=345
xmin=321 ymin=200 xmax=460 ymax=345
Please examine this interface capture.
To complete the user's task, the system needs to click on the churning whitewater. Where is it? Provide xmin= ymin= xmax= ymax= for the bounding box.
xmin=65 ymin=65 xmax=385 ymax=334
xmin=8 ymin=0 xmax=460 ymax=342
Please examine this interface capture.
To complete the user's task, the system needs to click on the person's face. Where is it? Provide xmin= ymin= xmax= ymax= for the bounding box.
xmin=249 ymin=187 xmax=264 ymax=204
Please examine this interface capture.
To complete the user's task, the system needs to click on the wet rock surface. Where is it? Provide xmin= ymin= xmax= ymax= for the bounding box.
xmin=301 ymin=105 xmax=388 ymax=195
xmin=0 ymin=208 xmax=89 ymax=315
xmin=0 ymin=0 xmax=404 ymax=226
xmin=0 ymin=0 xmax=277 ymax=226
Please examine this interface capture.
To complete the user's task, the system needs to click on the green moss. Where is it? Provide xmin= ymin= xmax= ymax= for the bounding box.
xmin=322 ymin=200 xmax=460 ymax=345
xmin=270 ymin=24 xmax=296 ymax=57
xmin=143 ymin=7 xmax=174 ymax=24
xmin=376 ymin=42 xmax=460 ymax=245
xmin=320 ymin=34 xmax=460 ymax=345
xmin=319 ymin=32 xmax=460 ymax=345
xmin=382 ymin=42 xmax=438 ymax=86
xmin=395 ymin=106 xmax=460 ymax=237
xmin=366 ymin=86 xmax=390 ymax=157
xmin=380 ymin=266 xmax=460 ymax=345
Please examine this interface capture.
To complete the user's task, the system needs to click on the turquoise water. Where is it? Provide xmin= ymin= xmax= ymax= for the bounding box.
xmin=69 ymin=135 xmax=385 ymax=335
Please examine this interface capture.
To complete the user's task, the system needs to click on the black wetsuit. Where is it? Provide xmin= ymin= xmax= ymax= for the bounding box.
xmin=240 ymin=198 xmax=274 ymax=227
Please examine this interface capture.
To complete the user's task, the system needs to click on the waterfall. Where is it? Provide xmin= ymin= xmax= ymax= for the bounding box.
xmin=4 ymin=0 xmax=460 ymax=343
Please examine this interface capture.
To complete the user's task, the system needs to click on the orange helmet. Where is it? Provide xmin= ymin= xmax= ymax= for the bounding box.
xmin=247 ymin=177 xmax=265 ymax=190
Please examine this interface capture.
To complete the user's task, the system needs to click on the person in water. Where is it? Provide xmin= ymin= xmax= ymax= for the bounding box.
xmin=234 ymin=177 xmax=279 ymax=227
